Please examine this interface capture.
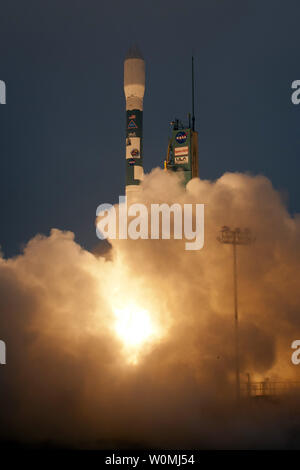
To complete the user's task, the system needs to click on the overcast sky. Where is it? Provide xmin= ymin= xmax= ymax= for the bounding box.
xmin=0 ymin=0 xmax=300 ymax=256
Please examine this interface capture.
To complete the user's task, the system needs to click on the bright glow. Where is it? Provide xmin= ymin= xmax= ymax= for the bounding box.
xmin=113 ymin=302 xmax=160 ymax=364
xmin=101 ymin=255 xmax=166 ymax=364
xmin=114 ymin=304 xmax=155 ymax=346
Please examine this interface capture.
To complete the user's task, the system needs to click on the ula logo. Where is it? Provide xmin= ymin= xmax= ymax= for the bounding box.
xmin=291 ymin=340 xmax=300 ymax=365
xmin=0 ymin=340 xmax=6 ymax=364
xmin=0 ymin=80 xmax=6 ymax=104
xmin=96 ymin=197 xmax=204 ymax=251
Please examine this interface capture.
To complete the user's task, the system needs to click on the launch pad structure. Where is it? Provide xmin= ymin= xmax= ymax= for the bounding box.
xmin=164 ymin=57 xmax=199 ymax=185
xmin=240 ymin=377 xmax=300 ymax=400
xmin=122 ymin=48 xmax=299 ymax=404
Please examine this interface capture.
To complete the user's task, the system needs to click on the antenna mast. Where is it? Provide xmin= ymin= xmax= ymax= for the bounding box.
xmin=192 ymin=56 xmax=195 ymax=131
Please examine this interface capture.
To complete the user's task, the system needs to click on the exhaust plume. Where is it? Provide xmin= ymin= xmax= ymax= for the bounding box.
xmin=1 ymin=168 xmax=300 ymax=449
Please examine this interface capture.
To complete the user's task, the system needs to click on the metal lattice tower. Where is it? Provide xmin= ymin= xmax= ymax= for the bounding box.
xmin=217 ymin=226 xmax=255 ymax=402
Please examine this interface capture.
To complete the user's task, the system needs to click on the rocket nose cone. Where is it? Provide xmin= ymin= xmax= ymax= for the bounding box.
xmin=125 ymin=45 xmax=144 ymax=60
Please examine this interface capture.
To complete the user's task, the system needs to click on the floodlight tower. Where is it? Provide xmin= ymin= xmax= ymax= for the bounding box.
xmin=217 ymin=226 xmax=255 ymax=402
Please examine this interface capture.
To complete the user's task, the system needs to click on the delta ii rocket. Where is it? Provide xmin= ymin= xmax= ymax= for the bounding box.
xmin=124 ymin=46 xmax=145 ymax=196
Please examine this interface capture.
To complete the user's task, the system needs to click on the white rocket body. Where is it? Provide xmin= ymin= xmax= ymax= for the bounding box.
xmin=124 ymin=48 xmax=145 ymax=197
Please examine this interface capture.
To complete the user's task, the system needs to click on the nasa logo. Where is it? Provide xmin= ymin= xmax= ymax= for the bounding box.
xmin=175 ymin=131 xmax=187 ymax=144
xmin=131 ymin=148 xmax=140 ymax=157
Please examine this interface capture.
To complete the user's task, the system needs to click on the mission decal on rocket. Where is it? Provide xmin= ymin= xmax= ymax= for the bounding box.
xmin=124 ymin=46 xmax=145 ymax=196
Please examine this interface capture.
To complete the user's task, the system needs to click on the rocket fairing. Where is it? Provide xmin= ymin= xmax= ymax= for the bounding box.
xmin=124 ymin=46 xmax=145 ymax=196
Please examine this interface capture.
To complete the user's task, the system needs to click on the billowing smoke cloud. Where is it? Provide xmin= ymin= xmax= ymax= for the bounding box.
xmin=1 ymin=169 xmax=300 ymax=449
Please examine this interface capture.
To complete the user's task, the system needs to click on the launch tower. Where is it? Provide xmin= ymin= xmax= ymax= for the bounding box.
xmin=164 ymin=57 xmax=199 ymax=184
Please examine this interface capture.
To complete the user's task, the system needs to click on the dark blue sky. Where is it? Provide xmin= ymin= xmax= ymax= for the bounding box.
xmin=0 ymin=0 xmax=300 ymax=256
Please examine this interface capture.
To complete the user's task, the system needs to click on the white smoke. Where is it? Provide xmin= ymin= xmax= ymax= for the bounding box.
xmin=0 ymin=169 xmax=300 ymax=449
